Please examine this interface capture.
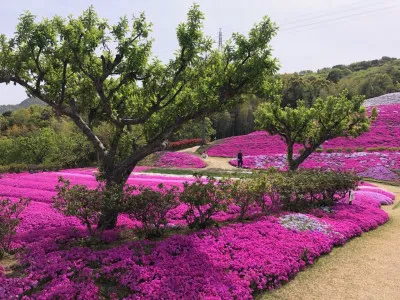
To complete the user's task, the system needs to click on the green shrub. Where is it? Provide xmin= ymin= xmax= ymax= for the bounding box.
xmin=230 ymin=179 xmax=261 ymax=220
xmin=355 ymin=147 xmax=364 ymax=152
xmin=388 ymin=147 xmax=399 ymax=152
xmin=179 ymin=176 xmax=230 ymax=229
xmin=0 ymin=198 xmax=30 ymax=258
xmin=344 ymin=148 xmax=353 ymax=153
xmin=54 ymin=178 xmax=105 ymax=236
xmin=253 ymin=172 xmax=280 ymax=213
xmin=258 ymin=169 xmax=358 ymax=212
xmin=124 ymin=184 xmax=179 ymax=237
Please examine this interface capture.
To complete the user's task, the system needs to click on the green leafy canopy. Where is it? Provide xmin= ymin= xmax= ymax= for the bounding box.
xmin=0 ymin=4 xmax=279 ymax=181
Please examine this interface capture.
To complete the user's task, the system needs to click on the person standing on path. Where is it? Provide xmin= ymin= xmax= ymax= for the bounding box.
xmin=201 ymin=151 xmax=208 ymax=159
xmin=237 ymin=150 xmax=243 ymax=168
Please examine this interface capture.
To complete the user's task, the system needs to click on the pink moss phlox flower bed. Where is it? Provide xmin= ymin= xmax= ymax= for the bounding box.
xmin=358 ymin=165 xmax=399 ymax=181
xmin=208 ymin=131 xmax=293 ymax=157
xmin=324 ymin=105 xmax=400 ymax=149
xmin=154 ymin=151 xmax=206 ymax=168
xmin=208 ymin=105 xmax=400 ymax=157
xmin=229 ymin=152 xmax=400 ymax=182
xmin=358 ymin=186 xmax=396 ymax=200
xmin=0 ymin=170 xmax=394 ymax=298
xmin=354 ymin=191 xmax=394 ymax=205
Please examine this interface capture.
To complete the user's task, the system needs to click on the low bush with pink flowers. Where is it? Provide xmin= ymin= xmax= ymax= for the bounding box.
xmin=0 ymin=169 xmax=395 ymax=298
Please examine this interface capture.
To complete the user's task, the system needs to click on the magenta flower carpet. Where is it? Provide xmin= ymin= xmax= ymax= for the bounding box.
xmin=0 ymin=170 xmax=394 ymax=299
xmin=154 ymin=152 xmax=206 ymax=169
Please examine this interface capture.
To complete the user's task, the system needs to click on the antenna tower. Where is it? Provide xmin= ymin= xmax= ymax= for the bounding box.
xmin=218 ymin=28 xmax=222 ymax=50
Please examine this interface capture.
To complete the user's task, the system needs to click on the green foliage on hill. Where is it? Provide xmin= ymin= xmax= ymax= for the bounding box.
xmin=285 ymin=56 xmax=400 ymax=106
xmin=0 ymin=105 xmax=94 ymax=169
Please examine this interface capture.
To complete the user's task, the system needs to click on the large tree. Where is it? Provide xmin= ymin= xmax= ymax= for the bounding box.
xmin=0 ymin=5 xmax=278 ymax=228
xmin=255 ymin=91 xmax=377 ymax=171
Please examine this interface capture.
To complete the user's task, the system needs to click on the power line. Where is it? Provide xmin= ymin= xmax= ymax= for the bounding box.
xmin=215 ymin=0 xmax=398 ymax=37
xmin=279 ymin=6 xmax=400 ymax=35
xmin=280 ymin=3 xmax=400 ymax=32
xmin=217 ymin=1 xmax=399 ymax=37
xmin=276 ymin=0 xmax=391 ymax=25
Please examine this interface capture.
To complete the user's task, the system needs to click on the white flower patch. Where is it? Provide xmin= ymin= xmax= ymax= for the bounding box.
xmin=280 ymin=213 xmax=343 ymax=241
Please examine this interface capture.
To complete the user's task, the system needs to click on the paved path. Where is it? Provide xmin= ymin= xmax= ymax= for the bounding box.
xmin=258 ymin=183 xmax=400 ymax=300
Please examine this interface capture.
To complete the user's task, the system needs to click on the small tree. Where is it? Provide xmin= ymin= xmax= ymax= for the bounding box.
xmin=230 ymin=178 xmax=263 ymax=220
xmin=0 ymin=198 xmax=29 ymax=257
xmin=124 ymin=184 xmax=179 ymax=237
xmin=54 ymin=178 xmax=104 ymax=237
xmin=255 ymin=91 xmax=377 ymax=170
xmin=54 ymin=177 xmax=126 ymax=237
xmin=0 ymin=5 xmax=278 ymax=229
xmin=180 ymin=176 xmax=230 ymax=229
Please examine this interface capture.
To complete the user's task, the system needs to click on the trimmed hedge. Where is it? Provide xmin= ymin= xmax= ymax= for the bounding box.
xmin=257 ymin=169 xmax=359 ymax=212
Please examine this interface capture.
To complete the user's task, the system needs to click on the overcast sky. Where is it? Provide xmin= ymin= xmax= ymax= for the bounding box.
xmin=1 ymin=0 xmax=399 ymax=104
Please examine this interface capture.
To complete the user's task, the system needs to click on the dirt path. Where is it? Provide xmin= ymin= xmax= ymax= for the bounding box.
xmin=178 ymin=146 xmax=238 ymax=170
xmin=202 ymin=156 xmax=238 ymax=170
xmin=258 ymin=182 xmax=400 ymax=300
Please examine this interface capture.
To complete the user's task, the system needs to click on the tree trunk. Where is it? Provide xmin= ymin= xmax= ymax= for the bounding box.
xmin=97 ymin=164 xmax=135 ymax=230
xmin=98 ymin=208 xmax=119 ymax=230
xmin=288 ymin=145 xmax=316 ymax=171
xmin=201 ymin=117 xmax=206 ymax=145
xmin=287 ymin=141 xmax=297 ymax=171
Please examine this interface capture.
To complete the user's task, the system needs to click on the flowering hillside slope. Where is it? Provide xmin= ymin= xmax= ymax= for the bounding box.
xmin=154 ymin=152 xmax=206 ymax=168
xmin=208 ymin=104 xmax=400 ymax=157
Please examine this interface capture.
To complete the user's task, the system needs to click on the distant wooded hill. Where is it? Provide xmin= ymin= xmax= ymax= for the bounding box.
xmin=0 ymin=97 xmax=46 ymax=114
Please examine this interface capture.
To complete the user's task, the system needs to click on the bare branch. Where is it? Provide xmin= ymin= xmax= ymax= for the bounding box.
xmin=62 ymin=100 xmax=108 ymax=160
